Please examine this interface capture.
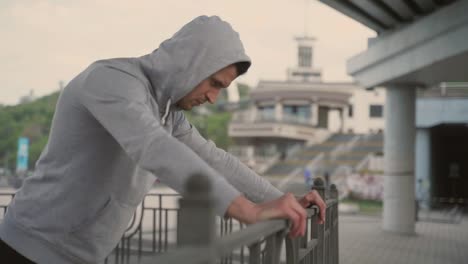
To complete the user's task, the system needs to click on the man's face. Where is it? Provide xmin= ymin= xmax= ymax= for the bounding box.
xmin=176 ymin=64 xmax=238 ymax=110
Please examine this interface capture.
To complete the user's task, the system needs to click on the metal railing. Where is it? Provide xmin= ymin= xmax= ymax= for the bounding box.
xmin=106 ymin=192 xmax=181 ymax=264
xmin=418 ymin=83 xmax=468 ymax=98
xmin=147 ymin=176 xmax=339 ymax=264
xmin=0 ymin=190 xmax=182 ymax=264
xmin=0 ymin=177 xmax=339 ymax=264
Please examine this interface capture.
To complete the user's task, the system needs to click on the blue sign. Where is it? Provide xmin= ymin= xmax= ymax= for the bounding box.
xmin=16 ymin=137 xmax=29 ymax=173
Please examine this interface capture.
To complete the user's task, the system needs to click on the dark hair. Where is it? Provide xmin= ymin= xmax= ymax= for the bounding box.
xmin=234 ymin=61 xmax=251 ymax=76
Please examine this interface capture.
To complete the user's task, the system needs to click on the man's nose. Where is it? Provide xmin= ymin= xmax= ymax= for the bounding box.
xmin=206 ymin=89 xmax=220 ymax=104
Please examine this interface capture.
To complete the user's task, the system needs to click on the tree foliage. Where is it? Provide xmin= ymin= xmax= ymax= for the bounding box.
xmin=0 ymin=92 xmax=59 ymax=172
xmin=184 ymin=110 xmax=233 ymax=150
xmin=237 ymin=82 xmax=251 ymax=98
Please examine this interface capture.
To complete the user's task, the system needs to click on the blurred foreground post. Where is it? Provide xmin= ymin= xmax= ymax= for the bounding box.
xmin=177 ymin=173 xmax=216 ymax=263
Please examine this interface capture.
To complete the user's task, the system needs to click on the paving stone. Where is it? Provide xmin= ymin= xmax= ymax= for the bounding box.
xmin=339 ymin=213 xmax=468 ymax=264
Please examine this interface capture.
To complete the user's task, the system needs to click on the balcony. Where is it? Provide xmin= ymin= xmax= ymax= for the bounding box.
xmin=229 ymin=111 xmax=330 ymax=142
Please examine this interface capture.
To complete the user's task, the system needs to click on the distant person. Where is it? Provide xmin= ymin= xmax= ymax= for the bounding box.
xmin=0 ymin=16 xmax=326 ymax=263
xmin=304 ymin=167 xmax=314 ymax=188
xmin=324 ymin=172 xmax=330 ymax=188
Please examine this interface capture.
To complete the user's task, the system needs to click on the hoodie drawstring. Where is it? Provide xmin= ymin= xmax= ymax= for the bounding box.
xmin=161 ymin=98 xmax=171 ymax=125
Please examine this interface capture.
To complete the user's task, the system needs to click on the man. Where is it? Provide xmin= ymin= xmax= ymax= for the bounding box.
xmin=0 ymin=16 xmax=325 ymax=263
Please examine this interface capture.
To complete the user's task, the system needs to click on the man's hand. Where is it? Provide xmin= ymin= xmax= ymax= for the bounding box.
xmin=225 ymin=193 xmax=307 ymax=238
xmin=297 ymin=190 xmax=326 ymax=224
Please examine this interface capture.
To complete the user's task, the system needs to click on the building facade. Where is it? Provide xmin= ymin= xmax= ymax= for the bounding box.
xmin=228 ymin=36 xmax=385 ymax=171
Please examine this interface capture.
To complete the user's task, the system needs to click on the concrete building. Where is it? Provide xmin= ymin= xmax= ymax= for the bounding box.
xmin=228 ymin=35 xmax=385 ymax=173
xmin=319 ymin=0 xmax=468 ymax=234
xmin=416 ymin=84 xmax=468 ymax=209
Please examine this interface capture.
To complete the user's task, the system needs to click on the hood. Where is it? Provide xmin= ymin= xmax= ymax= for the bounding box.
xmin=138 ymin=15 xmax=251 ymax=114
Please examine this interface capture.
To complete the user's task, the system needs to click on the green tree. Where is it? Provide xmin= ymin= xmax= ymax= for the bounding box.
xmin=185 ymin=110 xmax=233 ymax=150
xmin=237 ymin=82 xmax=251 ymax=98
xmin=0 ymin=92 xmax=59 ymax=171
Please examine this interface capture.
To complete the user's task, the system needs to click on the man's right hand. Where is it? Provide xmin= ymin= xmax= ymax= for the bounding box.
xmin=225 ymin=193 xmax=307 ymax=238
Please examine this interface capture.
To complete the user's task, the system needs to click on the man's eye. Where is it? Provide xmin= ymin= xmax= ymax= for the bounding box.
xmin=211 ymin=81 xmax=222 ymax=88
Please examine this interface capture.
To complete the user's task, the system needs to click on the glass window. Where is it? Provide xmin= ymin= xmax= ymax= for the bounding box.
xmin=258 ymin=106 xmax=275 ymax=121
xmin=369 ymin=104 xmax=383 ymax=118
xmin=283 ymin=105 xmax=310 ymax=123
xmin=298 ymin=46 xmax=312 ymax=67
xmin=348 ymin=104 xmax=354 ymax=117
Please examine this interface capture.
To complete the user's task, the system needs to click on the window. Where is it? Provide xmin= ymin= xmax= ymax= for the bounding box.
xmin=258 ymin=106 xmax=275 ymax=121
xmin=283 ymin=105 xmax=310 ymax=123
xmin=298 ymin=46 xmax=312 ymax=67
xmin=369 ymin=105 xmax=383 ymax=118
xmin=348 ymin=104 xmax=354 ymax=117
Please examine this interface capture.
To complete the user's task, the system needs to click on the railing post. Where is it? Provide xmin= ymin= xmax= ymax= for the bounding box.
xmin=249 ymin=242 xmax=262 ymax=264
xmin=285 ymin=236 xmax=299 ymax=264
xmin=330 ymin=184 xmax=339 ymax=264
xmin=265 ymin=230 xmax=286 ymax=264
xmin=310 ymin=207 xmax=319 ymax=264
xmin=313 ymin=177 xmax=325 ymax=264
xmin=177 ymin=174 xmax=216 ymax=263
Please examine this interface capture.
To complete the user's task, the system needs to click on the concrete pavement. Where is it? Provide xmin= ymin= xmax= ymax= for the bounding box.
xmin=339 ymin=213 xmax=468 ymax=264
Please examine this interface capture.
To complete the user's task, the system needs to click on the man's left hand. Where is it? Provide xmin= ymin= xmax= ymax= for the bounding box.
xmin=297 ymin=190 xmax=326 ymax=224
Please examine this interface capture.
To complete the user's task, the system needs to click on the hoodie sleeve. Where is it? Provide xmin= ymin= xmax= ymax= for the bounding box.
xmin=173 ymin=111 xmax=284 ymax=203
xmin=77 ymin=66 xmax=241 ymax=216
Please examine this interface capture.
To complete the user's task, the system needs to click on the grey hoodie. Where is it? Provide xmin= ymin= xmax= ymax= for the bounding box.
xmin=0 ymin=16 xmax=283 ymax=263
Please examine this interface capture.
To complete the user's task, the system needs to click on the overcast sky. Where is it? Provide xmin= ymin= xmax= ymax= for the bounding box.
xmin=0 ymin=0 xmax=375 ymax=105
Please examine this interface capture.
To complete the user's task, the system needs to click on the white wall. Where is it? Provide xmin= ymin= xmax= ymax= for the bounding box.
xmin=416 ymin=98 xmax=468 ymax=127
xmin=344 ymin=88 xmax=386 ymax=134
xmin=328 ymin=109 xmax=342 ymax=132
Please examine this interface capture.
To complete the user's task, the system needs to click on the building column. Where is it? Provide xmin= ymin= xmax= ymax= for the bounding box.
xmin=251 ymin=104 xmax=258 ymax=122
xmin=275 ymin=98 xmax=283 ymax=121
xmin=311 ymin=101 xmax=319 ymax=126
xmin=317 ymin=105 xmax=329 ymax=129
xmin=415 ymin=128 xmax=431 ymax=209
xmin=383 ymin=86 xmax=416 ymax=234
xmin=339 ymin=108 xmax=345 ymax=133
xmin=246 ymin=145 xmax=255 ymax=166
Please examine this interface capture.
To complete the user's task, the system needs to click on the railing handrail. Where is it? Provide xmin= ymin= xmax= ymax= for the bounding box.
xmin=151 ymin=176 xmax=339 ymax=264
xmin=0 ymin=178 xmax=339 ymax=264
xmin=149 ymin=218 xmax=289 ymax=264
xmin=218 ymin=218 xmax=287 ymax=254
xmin=231 ymin=111 xmax=314 ymax=126
xmin=146 ymin=204 xmax=335 ymax=264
